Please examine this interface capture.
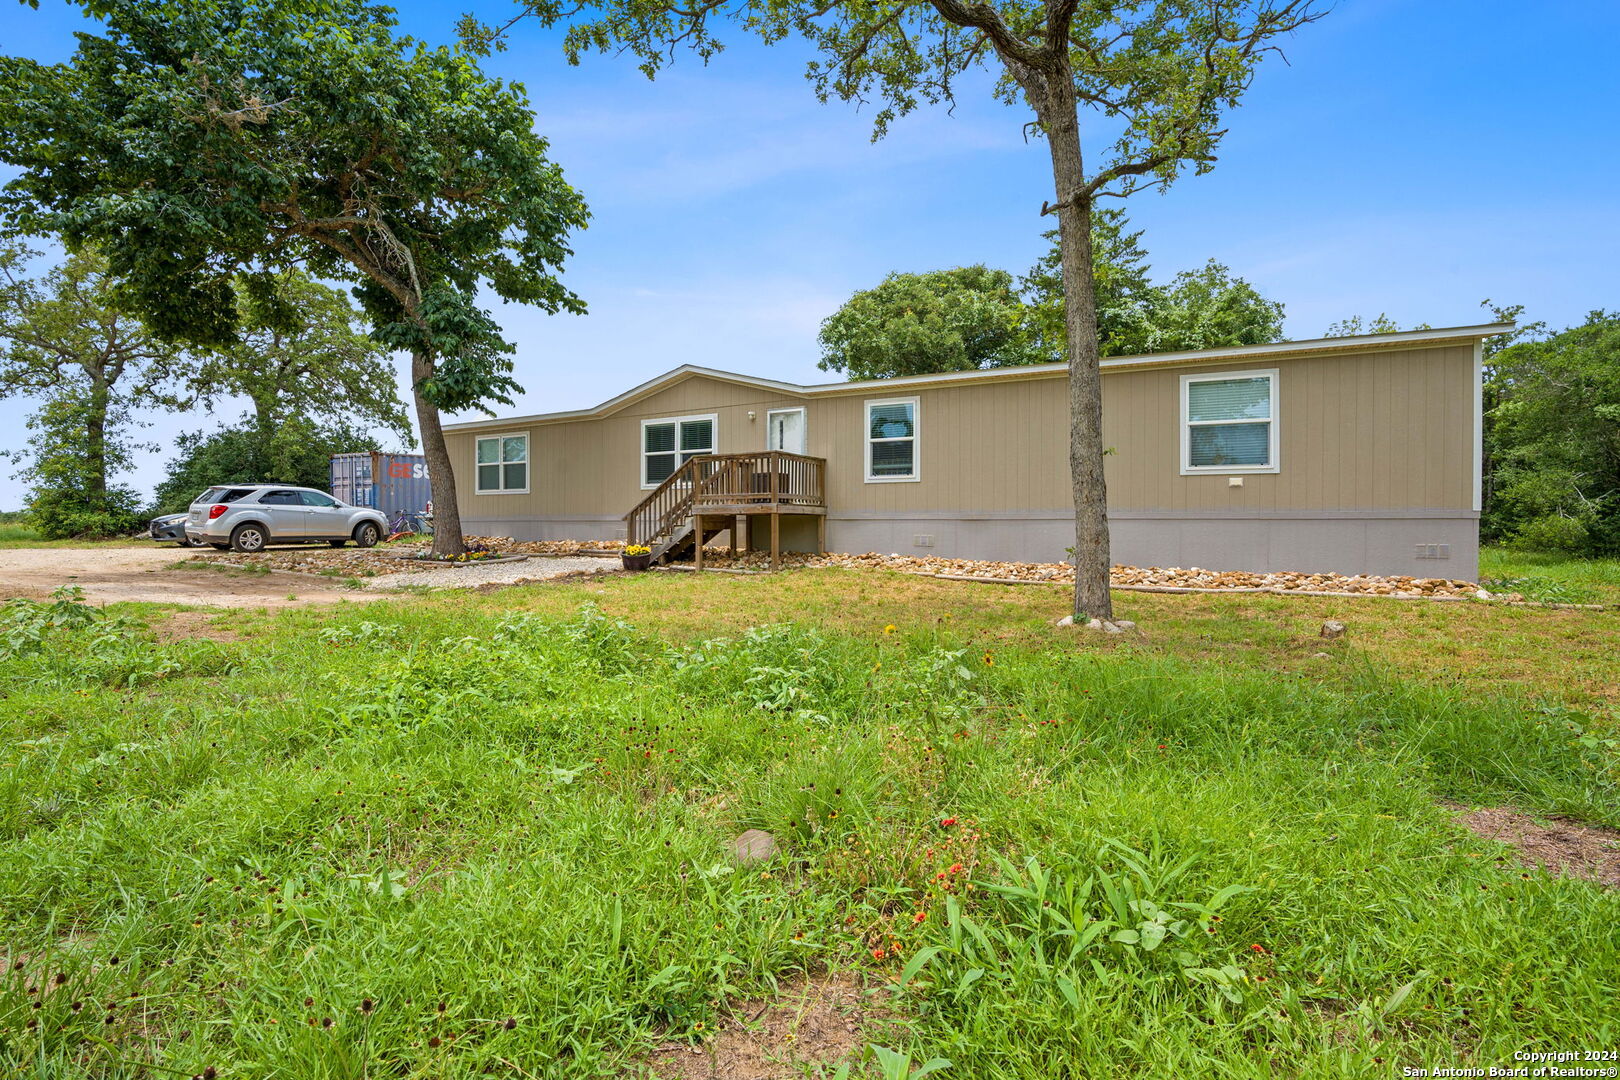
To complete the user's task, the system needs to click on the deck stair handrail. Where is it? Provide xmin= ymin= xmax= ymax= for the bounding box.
xmin=624 ymin=451 xmax=826 ymax=554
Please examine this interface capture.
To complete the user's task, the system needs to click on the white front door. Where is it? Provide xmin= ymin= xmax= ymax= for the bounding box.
xmin=767 ymin=408 xmax=806 ymax=454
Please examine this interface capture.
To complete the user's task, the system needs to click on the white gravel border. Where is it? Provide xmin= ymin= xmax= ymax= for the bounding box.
xmin=360 ymin=555 xmax=622 ymax=590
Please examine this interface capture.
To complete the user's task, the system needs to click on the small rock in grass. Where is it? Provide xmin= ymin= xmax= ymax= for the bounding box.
xmin=1311 ymin=651 xmax=1330 ymax=659
xmin=1319 ymin=620 xmax=1347 ymax=640
xmin=1475 ymin=589 xmax=1492 ymax=600
xmin=1113 ymin=620 xmax=1136 ymax=631
xmin=731 ymin=829 xmax=778 ymax=863
xmin=1055 ymin=615 xmax=1076 ymax=627
xmin=1086 ymin=618 xmax=1104 ymax=630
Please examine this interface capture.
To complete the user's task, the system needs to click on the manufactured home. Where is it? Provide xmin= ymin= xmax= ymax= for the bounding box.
xmin=441 ymin=323 xmax=1508 ymax=580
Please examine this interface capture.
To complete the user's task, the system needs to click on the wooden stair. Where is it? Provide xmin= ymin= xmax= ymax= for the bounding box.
xmin=651 ymin=521 xmax=729 ymax=565
xmin=624 ymin=451 xmax=828 ymax=569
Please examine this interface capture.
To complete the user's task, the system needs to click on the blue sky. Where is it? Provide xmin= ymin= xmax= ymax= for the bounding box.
xmin=2 ymin=0 xmax=1618 ymax=508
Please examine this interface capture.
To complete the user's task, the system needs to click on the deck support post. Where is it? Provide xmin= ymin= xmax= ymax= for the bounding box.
xmin=693 ymin=515 xmax=704 ymax=572
xmin=770 ymin=513 xmax=780 ymax=572
xmin=816 ymin=514 xmax=826 ymax=556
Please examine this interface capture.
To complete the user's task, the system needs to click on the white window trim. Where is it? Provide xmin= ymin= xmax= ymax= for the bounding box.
xmin=640 ymin=413 xmax=719 ymax=489
xmin=1179 ymin=369 xmax=1280 ymax=475
xmin=765 ymin=407 xmax=807 ymax=453
xmin=474 ymin=432 xmax=531 ymax=495
xmin=864 ymin=396 xmax=921 ymax=484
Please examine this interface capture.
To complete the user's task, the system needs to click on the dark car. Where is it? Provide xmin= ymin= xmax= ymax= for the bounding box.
xmin=149 ymin=512 xmax=201 ymax=546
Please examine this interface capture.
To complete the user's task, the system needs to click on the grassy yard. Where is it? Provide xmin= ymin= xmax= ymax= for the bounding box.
xmin=1479 ymin=546 xmax=1620 ymax=605
xmin=1 ymin=567 xmax=1617 ymax=1078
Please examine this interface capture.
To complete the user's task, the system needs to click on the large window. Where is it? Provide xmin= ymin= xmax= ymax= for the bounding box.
xmin=865 ymin=397 xmax=919 ymax=482
xmin=1180 ymin=370 xmax=1278 ymax=474
xmin=642 ymin=414 xmax=716 ymax=487
xmin=476 ymin=433 xmax=529 ymax=493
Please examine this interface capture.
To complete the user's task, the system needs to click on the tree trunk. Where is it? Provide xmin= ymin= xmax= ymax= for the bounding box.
xmin=84 ymin=372 xmax=111 ymax=513
xmin=1042 ymin=79 xmax=1114 ymax=620
xmin=411 ymin=350 xmax=466 ymax=556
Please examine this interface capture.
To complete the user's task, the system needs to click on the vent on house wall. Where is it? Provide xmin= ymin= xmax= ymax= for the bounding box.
xmin=1414 ymin=543 xmax=1452 ymax=560
xmin=913 ymin=534 xmax=935 ymax=548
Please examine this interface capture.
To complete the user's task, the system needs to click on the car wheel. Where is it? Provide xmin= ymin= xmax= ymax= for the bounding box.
xmin=230 ymin=522 xmax=270 ymax=553
xmin=329 ymin=539 xmax=348 ymax=548
xmin=353 ymin=522 xmax=381 ymax=548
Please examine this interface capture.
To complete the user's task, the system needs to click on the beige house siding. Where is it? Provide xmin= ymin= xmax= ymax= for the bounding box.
xmin=441 ymin=338 xmax=1482 ymax=576
xmin=445 ymin=375 xmax=808 ymax=530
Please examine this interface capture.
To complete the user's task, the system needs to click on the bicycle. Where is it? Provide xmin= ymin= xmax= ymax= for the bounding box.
xmin=387 ymin=509 xmax=434 ymax=541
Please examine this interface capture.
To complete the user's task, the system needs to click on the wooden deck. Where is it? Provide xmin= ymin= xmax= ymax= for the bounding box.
xmin=624 ymin=451 xmax=827 ymax=571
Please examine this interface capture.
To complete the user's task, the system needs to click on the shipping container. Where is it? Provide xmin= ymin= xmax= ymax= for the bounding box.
xmin=329 ymin=452 xmax=432 ymax=523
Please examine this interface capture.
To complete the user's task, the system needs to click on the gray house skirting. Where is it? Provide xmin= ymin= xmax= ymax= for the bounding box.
xmin=826 ymin=511 xmax=1480 ymax=581
xmin=462 ymin=510 xmax=1480 ymax=581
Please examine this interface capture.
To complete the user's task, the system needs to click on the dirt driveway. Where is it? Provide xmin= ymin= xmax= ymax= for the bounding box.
xmin=0 ymin=546 xmax=370 ymax=608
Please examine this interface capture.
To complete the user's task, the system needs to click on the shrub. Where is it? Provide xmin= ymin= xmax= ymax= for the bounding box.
xmin=1507 ymin=513 xmax=1591 ymax=554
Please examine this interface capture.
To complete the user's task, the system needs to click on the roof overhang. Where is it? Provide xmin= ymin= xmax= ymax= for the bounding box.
xmin=442 ymin=322 xmax=1514 ymax=434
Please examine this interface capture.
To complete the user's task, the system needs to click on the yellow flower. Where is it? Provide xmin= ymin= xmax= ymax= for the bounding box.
xmin=883 ymin=624 xmax=896 ymax=634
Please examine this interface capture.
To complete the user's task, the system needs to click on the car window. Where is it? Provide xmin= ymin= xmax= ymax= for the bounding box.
xmin=300 ymin=491 xmax=339 ymax=508
xmin=198 ymin=487 xmax=254 ymax=504
xmin=259 ymin=490 xmax=302 ymax=506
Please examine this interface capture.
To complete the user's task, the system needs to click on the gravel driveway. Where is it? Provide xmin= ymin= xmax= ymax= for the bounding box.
xmin=0 ymin=545 xmax=619 ymax=608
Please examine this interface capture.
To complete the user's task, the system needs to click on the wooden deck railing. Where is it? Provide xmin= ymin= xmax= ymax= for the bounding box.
xmin=624 ymin=451 xmax=827 ymax=547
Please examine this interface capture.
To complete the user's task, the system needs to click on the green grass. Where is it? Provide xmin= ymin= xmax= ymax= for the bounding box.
xmin=0 ymin=581 xmax=1616 ymax=1078
xmin=1479 ymin=545 xmax=1620 ymax=605
xmin=0 ymin=521 xmax=43 ymax=544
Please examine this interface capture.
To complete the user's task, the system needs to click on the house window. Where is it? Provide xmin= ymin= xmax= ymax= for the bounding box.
xmin=865 ymin=397 xmax=919 ymax=482
xmin=1180 ymin=370 xmax=1278 ymax=474
xmin=476 ymin=433 xmax=529 ymax=493
xmin=642 ymin=414 xmax=716 ymax=487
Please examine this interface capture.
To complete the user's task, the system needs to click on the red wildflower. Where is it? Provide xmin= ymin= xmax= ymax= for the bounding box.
xmin=949 ymin=863 xmax=964 ymax=875
xmin=1250 ymin=943 xmax=1266 ymax=953
xmin=913 ymin=911 xmax=927 ymax=924
xmin=940 ymin=817 xmax=958 ymax=828
xmin=871 ymin=948 xmax=886 ymax=961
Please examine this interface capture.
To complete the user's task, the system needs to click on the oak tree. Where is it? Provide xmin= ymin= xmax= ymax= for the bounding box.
xmin=192 ymin=270 xmax=413 ymax=453
xmin=470 ymin=0 xmax=1324 ymax=616
xmin=0 ymin=244 xmax=190 ymax=537
xmin=0 ymin=0 xmax=589 ymax=554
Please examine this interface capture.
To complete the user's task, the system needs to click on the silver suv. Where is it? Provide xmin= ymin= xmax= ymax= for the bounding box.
xmin=185 ymin=485 xmax=388 ymax=553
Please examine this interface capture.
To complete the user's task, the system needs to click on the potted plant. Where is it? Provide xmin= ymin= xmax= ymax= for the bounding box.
xmin=622 ymin=544 xmax=652 ymax=571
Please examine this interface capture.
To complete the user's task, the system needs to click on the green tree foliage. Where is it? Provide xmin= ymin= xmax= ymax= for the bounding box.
xmin=0 ymin=243 xmax=190 ymax=538
xmin=817 ymin=265 xmax=1049 ymax=380
xmin=0 ymin=0 xmax=589 ymax=554
xmin=1484 ymin=311 xmax=1620 ymax=555
xmin=151 ymin=418 xmax=383 ymax=514
xmin=192 ymin=271 xmax=412 ymax=450
xmin=14 ymin=394 xmax=147 ymax=538
xmin=469 ymin=0 xmax=1325 ymax=618
xmin=822 ymin=214 xmax=1286 ymax=380
xmin=1324 ymin=313 xmax=1406 ymax=337
xmin=1028 ymin=236 xmax=1285 ymax=357
xmin=1023 ymin=209 xmax=1154 ymax=358
xmin=1120 ymin=260 xmax=1285 ymax=353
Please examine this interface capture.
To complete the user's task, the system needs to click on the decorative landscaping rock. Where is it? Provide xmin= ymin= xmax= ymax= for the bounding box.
xmin=1319 ymin=620 xmax=1347 ymax=640
xmin=683 ymin=550 xmax=1486 ymax=599
xmin=1055 ymin=615 xmax=1076 ymax=627
xmin=731 ymin=829 xmax=778 ymax=863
